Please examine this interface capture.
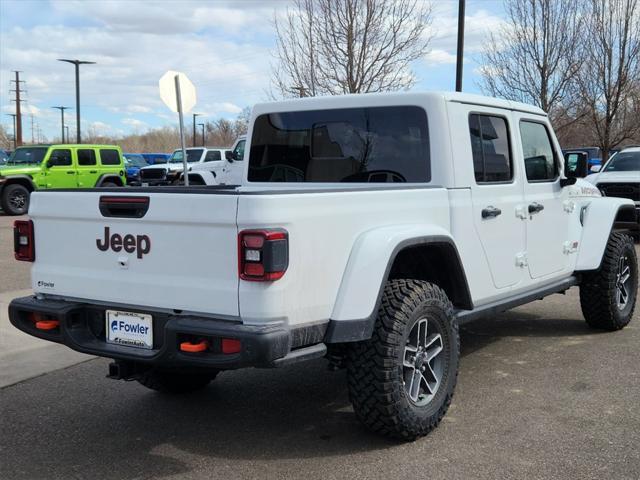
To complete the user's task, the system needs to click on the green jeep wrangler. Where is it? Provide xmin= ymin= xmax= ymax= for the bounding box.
xmin=0 ymin=144 xmax=126 ymax=215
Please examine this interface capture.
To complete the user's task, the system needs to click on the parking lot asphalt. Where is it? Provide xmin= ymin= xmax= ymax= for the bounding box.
xmin=0 ymin=211 xmax=639 ymax=480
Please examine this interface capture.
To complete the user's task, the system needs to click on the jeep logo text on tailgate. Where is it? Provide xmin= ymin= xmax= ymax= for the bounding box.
xmin=97 ymin=227 xmax=151 ymax=259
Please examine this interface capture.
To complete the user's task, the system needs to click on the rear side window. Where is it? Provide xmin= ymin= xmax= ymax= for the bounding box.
xmin=48 ymin=149 xmax=72 ymax=166
xmin=205 ymin=150 xmax=221 ymax=162
xmin=469 ymin=114 xmax=512 ymax=183
xmin=100 ymin=149 xmax=121 ymax=166
xmin=520 ymin=121 xmax=558 ymax=181
xmin=248 ymin=106 xmax=430 ymax=183
xmin=77 ymin=149 xmax=96 ymax=166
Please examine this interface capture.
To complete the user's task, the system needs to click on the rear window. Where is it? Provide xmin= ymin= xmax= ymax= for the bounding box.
xmin=205 ymin=150 xmax=222 ymax=162
xmin=78 ymin=149 xmax=97 ymax=166
xmin=248 ymin=106 xmax=430 ymax=183
xmin=100 ymin=149 xmax=121 ymax=165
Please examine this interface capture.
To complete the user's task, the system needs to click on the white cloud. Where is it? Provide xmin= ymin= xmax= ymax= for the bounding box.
xmin=424 ymin=49 xmax=457 ymax=66
xmin=89 ymin=121 xmax=112 ymax=134
xmin=122 ymin=118 xmax=147 ymax=130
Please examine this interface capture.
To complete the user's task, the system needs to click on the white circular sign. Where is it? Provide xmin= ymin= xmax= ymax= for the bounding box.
xmin=159 ymin=70 xmax=197 ymax=113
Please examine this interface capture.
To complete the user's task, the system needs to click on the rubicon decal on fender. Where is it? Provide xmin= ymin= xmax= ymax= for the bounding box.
xmin=96 ymin=226 xmax=151 ymax=259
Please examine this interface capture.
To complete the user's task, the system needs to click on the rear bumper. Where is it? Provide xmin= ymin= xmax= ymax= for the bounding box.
xmin=9 ymin=296 xmax=290 ymax=370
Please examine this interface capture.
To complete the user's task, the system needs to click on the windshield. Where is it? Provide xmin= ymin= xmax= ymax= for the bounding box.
xmin=603 ymin=151 xmax=640 ymax=172
xmin=7 ymin=147 xmax=48 ymax=165
xmin=169 ymin=149 xmax=203 ymax=163
xmin=124 ymin=154 xmax=148 ymax=167
xmin=0 ymin=150 xmax=8 ymax=164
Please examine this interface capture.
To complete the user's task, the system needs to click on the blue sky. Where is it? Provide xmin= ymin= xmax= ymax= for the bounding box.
xmin=0 ymin=0 xmax=505 ymax=142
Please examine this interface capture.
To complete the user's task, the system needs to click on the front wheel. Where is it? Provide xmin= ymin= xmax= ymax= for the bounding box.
xmin=1 ymin=183 xmax=30 ymax=215
xmin=580 ymin=232 xmax=638 ymax=331
xmin=347 ymin=279 xmax=459 ymax=440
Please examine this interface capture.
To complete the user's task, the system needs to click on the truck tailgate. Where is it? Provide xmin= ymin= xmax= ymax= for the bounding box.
xmin=29 ymin=191 xmax=239 ymax=316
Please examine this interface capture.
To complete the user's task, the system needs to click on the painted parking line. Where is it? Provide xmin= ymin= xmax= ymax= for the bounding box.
xmin=0 ymin=289 xmax=94 ymax=388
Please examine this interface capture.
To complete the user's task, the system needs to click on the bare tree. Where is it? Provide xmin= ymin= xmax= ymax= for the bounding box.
xmin=0 ymin=124 xmax=12 ymax=150
xmin=479 ymin=0 xmax=585 ymax=130
xmin=271 ymin=0 xmax=432 ymax=97
xmin=579 ymin=0 xmax=640 ymax=161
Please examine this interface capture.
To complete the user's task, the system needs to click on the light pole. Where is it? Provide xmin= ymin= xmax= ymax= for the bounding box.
xmin=52 ymin=106 xmax=69 ymax=144
xmin=198 ymin=122 xmax=205 ymax=147
xmin=57 ymin=59 xmax=96 ymax=143
xmin=455 ymin=0 xmax=466 ymax=92
xmin=192 ymin=113 xmax=202 ymax=147
xmin=6 ymin=114 xmax=17 ymax=149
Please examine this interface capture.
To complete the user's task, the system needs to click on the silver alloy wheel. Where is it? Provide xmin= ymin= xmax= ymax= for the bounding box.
xmin=9 ymin=190 xmax=27 ymax=210
xmin=403 ymin=317 xmax=444 ymax=406
xmin=616 ymin=255 xmax=632 ymax=309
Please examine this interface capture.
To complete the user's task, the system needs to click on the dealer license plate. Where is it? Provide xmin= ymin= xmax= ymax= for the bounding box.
xmin=106 ymin=310 xmax=153 ymax=349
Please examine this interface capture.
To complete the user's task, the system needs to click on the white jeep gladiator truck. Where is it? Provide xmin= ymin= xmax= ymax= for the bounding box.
xmin=10 ymin=92 xmax=638 ymax=440
xmin=139 ymin=147 xmax=230 ymax=186
xmin=183 ymin=136 xmax=246 ymax=186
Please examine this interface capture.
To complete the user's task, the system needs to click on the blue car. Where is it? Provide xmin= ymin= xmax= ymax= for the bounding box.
xmin=123 ymin=153 xmax=150 ymax=185
xmin=141 ymin=153 xmax=170 ymax=165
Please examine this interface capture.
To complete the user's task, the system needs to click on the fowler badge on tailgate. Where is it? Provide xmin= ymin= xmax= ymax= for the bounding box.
xmin=106 ymin=310 xmax=153 ymax=349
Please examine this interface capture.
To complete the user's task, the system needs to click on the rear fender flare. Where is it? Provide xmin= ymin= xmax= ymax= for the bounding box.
xmin=325 ymin=225 xmax=471 ymax=343
xmin=95 ymin=174 xmax=124 ymax=187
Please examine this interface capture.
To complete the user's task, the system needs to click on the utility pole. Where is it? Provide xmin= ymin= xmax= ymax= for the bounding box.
xmin=10 ymin=71 xmax=26 ymax=146
xmin=192 ymin=113 xmax=201 ymax=147
xmin=455 ymin=0 xmax=466 ymax=92
xmin=58 ymin=59 xmax=96 ymax=143
xmin=198 ymin=122 xmax=205 ymax=147
xmin=30 ymin=114 xmax=35 ymax=144
xmin=6 ymin=114 xmax=17 ymax=149
xmin=52 ymin=106 xmax=69 ymax=144
xmin=65 ymin=125 xmax=70 ymax=144
xmin=290 ymin=86 xmax=307 ymax=98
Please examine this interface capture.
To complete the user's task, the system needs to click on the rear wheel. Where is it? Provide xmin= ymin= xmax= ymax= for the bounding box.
xmin=136 ymin=369 xmax=218 ymax=394
xmin=580 ymin=232 xmax=638 ymax=331
xmin=100 ymin=181 xmax=118 ymax=188
xmin=347 ymin=279 xmax=459 ymax=440
xmin=1 ymin=183 xmax=30 ymax=215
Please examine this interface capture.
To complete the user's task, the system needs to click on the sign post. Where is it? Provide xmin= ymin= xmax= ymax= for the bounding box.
xmin=159 ymin=71 xmax=197 ymax=186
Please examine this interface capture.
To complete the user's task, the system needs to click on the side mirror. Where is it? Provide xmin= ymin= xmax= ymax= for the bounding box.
xmin=590 ymin=165 xmax=601 ymax=173
xmin=46 ymin=159 xmax=54 ymax=168
xmin=560 ymin=177 xmax=577 ymax=188
xmin=563 ymin=152 xmax=588 ymax=178
xmin=225 ymin=151 xmax=235 ymax=162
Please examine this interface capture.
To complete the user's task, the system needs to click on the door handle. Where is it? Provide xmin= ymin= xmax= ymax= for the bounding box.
xmin=528 ymin=202 xmax=544 ymax=214
xmin=481 ymin=206 xmax=502 ymax=219
xmin=66 ymin=171 xmax=75 ymax=175
xmin=89 ymin=170 xmax=97 ymax=174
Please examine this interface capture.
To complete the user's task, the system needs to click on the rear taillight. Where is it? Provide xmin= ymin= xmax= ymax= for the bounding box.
xmin=14 ymin=220 xmax=35 ymax=262
xmin=238 ymin=229 xmax=288 ymax=281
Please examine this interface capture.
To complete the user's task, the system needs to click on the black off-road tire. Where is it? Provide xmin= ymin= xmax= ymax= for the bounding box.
xmin=580 ymin=232 xmax=638 ymax=331
xmin=1 ymin=183 xmax=30 ymax=215
xmin=100 ymin=181 xmax=118 ymax=188
xmin=136 ymin=369 xmax=217 ymax=394
xmin=346 ymin=279 xmax=459 ymax=440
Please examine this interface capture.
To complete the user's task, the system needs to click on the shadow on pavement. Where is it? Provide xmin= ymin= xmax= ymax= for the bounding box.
xmin=0 ymin=307 xmax=611 ymax=479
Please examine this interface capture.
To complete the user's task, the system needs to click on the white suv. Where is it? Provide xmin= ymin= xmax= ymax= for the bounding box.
xmin=139 ymin=147 xmax=229 ymax=186
xmin=586 ymin=146 xmax=640 ymax=239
